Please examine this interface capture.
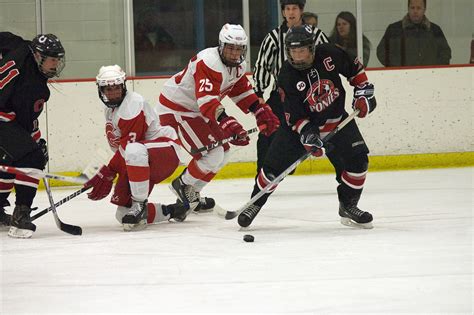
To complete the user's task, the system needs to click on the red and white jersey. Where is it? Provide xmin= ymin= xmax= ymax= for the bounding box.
xmin=104 ymin=91 xmax=179 ymax=157
xmin=156 ymin=47 xmax=258 ymax=121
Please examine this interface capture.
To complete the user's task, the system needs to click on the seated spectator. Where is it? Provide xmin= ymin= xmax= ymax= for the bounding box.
xmin=302 ymin=12 xmax=318 ymax=27
xmin=377 ymin=0 xmax=451 ymax=66
xmin=328 ymin=11 xmax=371 ymax=67
xmin=134 ymin=9 xmax=175 ymax=73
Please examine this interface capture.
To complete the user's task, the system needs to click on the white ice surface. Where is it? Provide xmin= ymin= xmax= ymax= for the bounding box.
xmin=1 ymin=168 xmax=472 ymax=314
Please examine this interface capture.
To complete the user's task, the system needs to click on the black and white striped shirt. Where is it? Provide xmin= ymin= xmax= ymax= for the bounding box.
xmin=253 ymin=23 xmax=329 ymax=97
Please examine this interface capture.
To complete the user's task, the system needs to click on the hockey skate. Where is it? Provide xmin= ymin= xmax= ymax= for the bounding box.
xmin=122 ymin=199 xmax=148 ymax=231
xmin=197 ymin=197 xmax=215 ymax=213
xmin=175 ymin=196 xmax=216 ymax=214
xmin=339 ymin=202 xmax=373 ymax=229
xmin=8 ymin=205 xmax=36 ymax=238
xmin=0 ymin=201 xmax=11 ymax=228
xmin=169 ymin=175 xmax=200 ymax=212
xmin=167 ymin=202 xmax=193 ymax=222
xmin=238 ymin=204 xmax=261 ymax=228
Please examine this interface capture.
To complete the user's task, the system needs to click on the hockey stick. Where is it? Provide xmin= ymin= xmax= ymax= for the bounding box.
xmin=190 ymin=126 xmax=261 ymax=154
xmin=42 ymin=178 xmax=82 ymax=235
xmin=30 ymin=150 xmax=109 ymax=222
xmin=31 ymin=186 xmax=91 ymax=221
xmin=0 ymin=165 xmax=88 ymax=184
xmin=224 ymin=109 xmax=360 ymax=220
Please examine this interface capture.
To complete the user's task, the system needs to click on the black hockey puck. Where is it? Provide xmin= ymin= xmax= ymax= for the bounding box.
xmin=243 ymin=234 xmax=254 ymax=242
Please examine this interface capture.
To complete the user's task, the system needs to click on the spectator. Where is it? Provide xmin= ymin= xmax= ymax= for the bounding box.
xmin=329 ymin=11 xmax=371 ymax=67
xmin=134 ymin=9 xmax=175 ymax=73
xmin=302 ymin=12 xmax=318 ymax=27
xmin=376 ymin=0 xmax=451 ymax=66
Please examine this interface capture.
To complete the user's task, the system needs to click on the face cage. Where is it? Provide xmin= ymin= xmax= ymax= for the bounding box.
xmin=219 ymin=42 xmax=247 ymax=67
xmin=36 ymin=54 xmax=66 ymax=78
xmin=285 ymin=44 xmax=315 ymax=70
xmin=98 ymin=84 xmax=127 ymax=108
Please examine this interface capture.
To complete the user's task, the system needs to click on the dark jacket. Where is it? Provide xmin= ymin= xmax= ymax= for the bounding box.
xmin=0 ymin=32 xmax=49 ymax=140
xmin=376 ymin=15 xmax=451 ymax=66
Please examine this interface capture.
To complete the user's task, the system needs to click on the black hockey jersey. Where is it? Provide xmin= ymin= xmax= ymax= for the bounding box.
xmin=278 ymin=43 xmax=368 ymax=138
xmin=0 ymin=32 xmax=50 ymax=141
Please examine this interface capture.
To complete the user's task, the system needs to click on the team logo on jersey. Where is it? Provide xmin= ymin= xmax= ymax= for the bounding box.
xmin=296 ymin=81 xmax=306 ymax=91
xmin=305 ymin=79 xmax=340 ymax=113
xmin=105 ymin=122 xmax=120 ymax=150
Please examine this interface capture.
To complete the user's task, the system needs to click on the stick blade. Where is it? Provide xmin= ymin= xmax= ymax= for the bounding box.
xmin=60 ymin=222 xmax=82 ymax=235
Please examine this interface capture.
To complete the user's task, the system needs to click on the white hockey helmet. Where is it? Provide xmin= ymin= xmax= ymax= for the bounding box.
xmin=96 ymin=65 xmax=127 ymax=108
xmin=218 ymin=23 xmax=248 ymax=67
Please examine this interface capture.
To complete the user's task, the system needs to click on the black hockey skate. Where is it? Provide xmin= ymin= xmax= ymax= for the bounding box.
xmin=169 ymin=175 xmax=200 ymax=212
xmin=175 ymin=196 xmax=216 ymax=213
xmin=0 ymin=200 xmax=11 ymax=227
xmin=198 ymin=197 xmax=215 ymax=212
xmin=8 ymin=205 xmax=36 ymax=238
xmin=122 ymin=199 xmax=148 ymax=231
xmin=339 ymin=202 xmax=373 ymax=229
xmin=238 ymin=204 xmax=262 ymax=228
xmin=167 ymin=202 xmax=193 ymax=222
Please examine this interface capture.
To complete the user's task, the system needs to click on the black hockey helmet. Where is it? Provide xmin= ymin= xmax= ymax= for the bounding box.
xmin=285 ymin=25 xmax=316 ymax=70
xmin=30 ymin=34 xmax=65 ymax=78
xmin=280 ymin=0 xmax=306 ymax=10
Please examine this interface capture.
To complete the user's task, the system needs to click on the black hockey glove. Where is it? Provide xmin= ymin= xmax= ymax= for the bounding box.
xmin=353 ymin=83 xmax=376 ymax=118
xmin=38 ymin=138 xmax=49 ymax=164
xmin=300 ymin=125 xmax=325 ymax=157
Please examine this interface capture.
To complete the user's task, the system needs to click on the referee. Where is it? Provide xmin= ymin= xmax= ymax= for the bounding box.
xmin=253 ymin=0 xmax=329 ymax=172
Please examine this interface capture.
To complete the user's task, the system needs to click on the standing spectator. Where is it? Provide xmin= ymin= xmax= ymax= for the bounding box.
xmin=156 ymin=24 xmax=279 ymax=213
xmin=84 ymin=65 xmax=189 ymax=231
xmin=302 ymin=12 xmax=318 ymax=28
xmin=253 ymin=0 xmax=329 ymax=173
xmin=377 ymin=0 xmax=451 ymax=66
xmin=0 ymin=33 xmax=65 ymax=238
xmin=329 ymin=11 xmax=371 ymax=67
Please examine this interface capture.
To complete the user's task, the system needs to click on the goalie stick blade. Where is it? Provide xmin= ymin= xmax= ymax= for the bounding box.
xmin=225 ymin=211 xmax=239 ymax=220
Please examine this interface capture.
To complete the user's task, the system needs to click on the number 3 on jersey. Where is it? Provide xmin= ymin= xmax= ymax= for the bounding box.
xmin=128 ymin=132 xmax=137 ymax=143
xmin=199 ymin=78 xmax=213 ymax=92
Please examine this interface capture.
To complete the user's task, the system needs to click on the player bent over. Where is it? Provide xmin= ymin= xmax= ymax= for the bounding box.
xmin=0 ymin=32 xmax=65 ymax=238
xmin=84 ymin=65 xmax=188 ymax=231
xmin=157 ymin=24 xmax=280 ymax=212
xmin=238 ymin=25 xmax=377 ymax=229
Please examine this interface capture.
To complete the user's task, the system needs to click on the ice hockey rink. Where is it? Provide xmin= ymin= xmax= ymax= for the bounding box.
xmin=1 ymin=167 xmax=472 ymax=314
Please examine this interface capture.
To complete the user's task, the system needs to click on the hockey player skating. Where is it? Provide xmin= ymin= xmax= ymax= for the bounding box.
xmin=157 ymin=24 xmax=280 ymax=212
xmin=84 ymin=65 xmax=189 ymax=231
xmin=253 ymin=0 xmax=332 ymax=174
xmin=238 ymin=25 xmax=377 ymax=229
xmin=0 ymin=32 xmax=65 ymax=238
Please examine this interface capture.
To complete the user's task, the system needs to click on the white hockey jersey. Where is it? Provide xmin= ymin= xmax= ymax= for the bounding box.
xmin=156 ymin=47 xmax=258 ymax=121
xmin=104 ymin=91 xmax=178 ymax=157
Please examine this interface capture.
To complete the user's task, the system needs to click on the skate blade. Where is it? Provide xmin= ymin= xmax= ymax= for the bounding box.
xmin=123 ymin=220 xmax=147 ymax=232
xmin=340 ymin=217 xmax=373 ymax=229
xmin=8 ymin=226 xmax=34 ymax=238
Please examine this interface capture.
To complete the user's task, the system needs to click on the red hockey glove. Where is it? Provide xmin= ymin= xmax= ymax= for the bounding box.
xmin=219 ymin=116 xmax=249 ymax=146
xmin=84 ymin=165 xmax=116 ymax=201
xmin=352 ymin=83 xmax=376 ymax=118
xmin=253 ymin=103 xmax=280 ymax=136
xmin=300 ymin=125 xmax=325 ymax=157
